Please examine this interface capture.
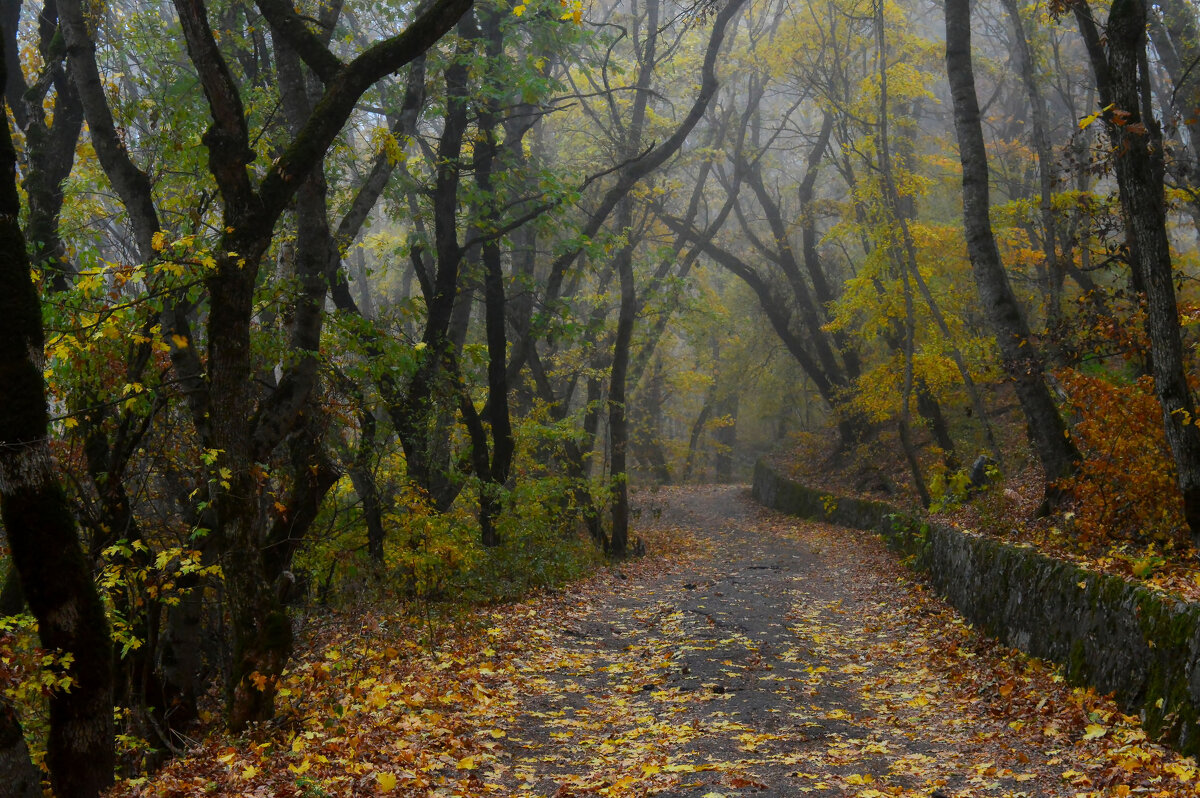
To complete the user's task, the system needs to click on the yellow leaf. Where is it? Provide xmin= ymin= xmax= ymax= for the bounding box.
xmin=1082 ymin=723 xmax=1107 ymax=741
xmin=240 ymin=764 xmax=259 ymax=779
xmin=1166 ymin=762 xmax=1197 ymax=781
xmin=377 ymin=771 xmax=398 ymax=792
xmin=1079 ymin=104 xmax=1114 ymax=130
xmin=151 ymin=231 xmax=167 ymax=251
xmin=171 ymin=334 xmax=189 ymax=348
xmin=457 ymin=755 xmax=476 ymax=770
xmin=513 ymin=3 xmax=526 ymax=14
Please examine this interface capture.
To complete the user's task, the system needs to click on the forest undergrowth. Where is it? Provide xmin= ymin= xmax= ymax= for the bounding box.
xmin=778 ymin=399 xmax=1200 ymax=605
xmin=105 ymin=514 xmax=704 ymax=797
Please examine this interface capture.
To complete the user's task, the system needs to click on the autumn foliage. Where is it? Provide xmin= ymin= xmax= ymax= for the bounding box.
xmin=1059 ymin=371 xmax=1187 ymax=547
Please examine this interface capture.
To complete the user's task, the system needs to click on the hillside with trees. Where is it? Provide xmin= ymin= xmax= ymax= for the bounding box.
xmin=2 ymin=0 xmax=1199 ymax=791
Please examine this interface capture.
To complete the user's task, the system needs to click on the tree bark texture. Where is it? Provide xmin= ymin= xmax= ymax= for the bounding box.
xmin=945 ymin=0 xmax=1080 ymax=494
xmin=0 ymin=696 xmax=40 ymax=798
xmin=0 ymin=29 xmax=114 ymax=795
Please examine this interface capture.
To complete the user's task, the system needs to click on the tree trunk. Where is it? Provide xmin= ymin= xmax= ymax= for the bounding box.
xmin=1073 ymin=0 xmax=1200 ymax=544
xmin=683 ymin=398 xmax=713 ymax=484
xmin=607 ymin=0 xmax=664 ymax=558
xmin=0 ymin=696 xmax=40 ymax=798
xmin=2 ymin=0 xmax=84 ymax=292
xmin=608 ymin=195 xmax=638 ymax=558
xmin=1000 ymin=0 xmax=1067 ymax=345
xmin=713 ymin=391 xmax=738 ymax=484
xmin=0 ymin=38 xmax=114 ymax=793
xmin=472 ymin=3 xmax=515 ymax=547
xmin=631 ymin=362 xmax=672 ymax=485
xmin=348 ymin=410 xmax=386 ymax=563
xmin=945 ymin=0 xmax=1080 ymax=499
xmin=916 ymin=379 xmax=958 ymax=469
xmin=1149 ymin=0 xmax=1200 ymax=194
xmin=388 ymin=31 xmax=471 ymax=514
xmin=874 ymin=20 xmax=999 ymax=465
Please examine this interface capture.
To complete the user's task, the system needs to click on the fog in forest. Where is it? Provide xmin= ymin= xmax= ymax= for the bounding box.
xmin=1 ymin=0 xmax=1198 ymax=791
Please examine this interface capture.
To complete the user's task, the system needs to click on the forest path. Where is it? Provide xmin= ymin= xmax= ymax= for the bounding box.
xmin=118 ymin=486 xmax=1199 ymax=797
xmin=490 ymin=485 xmax=1165 ymax=797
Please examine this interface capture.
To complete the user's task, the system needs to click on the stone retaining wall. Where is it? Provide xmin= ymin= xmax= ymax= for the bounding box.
xmin=752 ymin=459 xmax=1200 ymax=755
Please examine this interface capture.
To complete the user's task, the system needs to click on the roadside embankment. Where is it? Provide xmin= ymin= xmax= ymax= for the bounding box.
xmin=753 ymin=459 xmax=1200 ymax=756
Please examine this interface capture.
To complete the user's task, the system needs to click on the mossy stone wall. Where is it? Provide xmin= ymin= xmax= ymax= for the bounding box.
xmin=752 ymin=459 xmax=1200 ymax=755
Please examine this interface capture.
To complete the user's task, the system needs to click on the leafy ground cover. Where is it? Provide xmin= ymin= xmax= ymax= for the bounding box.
xmin=112 ymin=486 xmax=1200 ymax=797
xmin=776 ymin=424 xmax=1200 ymax=604
xmin=930 ymin=469 xmax=1200 ymax=604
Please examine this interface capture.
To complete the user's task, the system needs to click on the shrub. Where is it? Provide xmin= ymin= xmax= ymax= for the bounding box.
xmin=1059 ymin=371 xmax=1186 ymax=547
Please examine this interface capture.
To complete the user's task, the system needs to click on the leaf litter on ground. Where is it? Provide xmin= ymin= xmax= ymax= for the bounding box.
xmin=110 ymin=486 xmax=1200 ymax=797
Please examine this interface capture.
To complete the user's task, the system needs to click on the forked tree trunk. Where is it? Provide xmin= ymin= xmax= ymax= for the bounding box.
xmin=471 ymin=3 xmax=516 ymax=547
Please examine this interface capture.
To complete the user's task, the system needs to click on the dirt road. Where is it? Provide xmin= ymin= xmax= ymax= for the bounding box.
xmin=495 ymin=486 xmax=1192 ymax=797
